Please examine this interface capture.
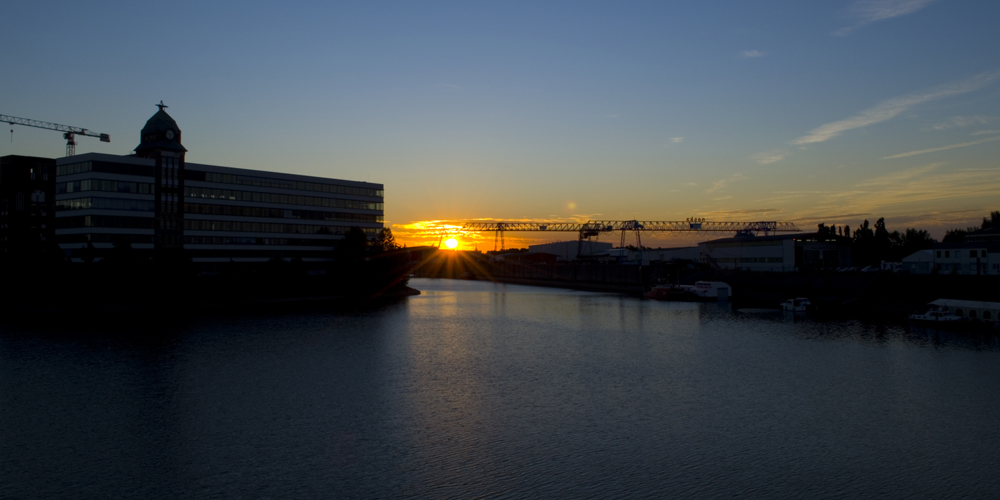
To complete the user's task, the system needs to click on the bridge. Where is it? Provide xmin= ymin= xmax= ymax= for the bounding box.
xmin=461 ymin=219 xmax=801 ymax=256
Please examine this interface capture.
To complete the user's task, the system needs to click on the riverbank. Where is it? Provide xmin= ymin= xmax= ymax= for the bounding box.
xmin=419 ymin=261 xmax=999 ymax=316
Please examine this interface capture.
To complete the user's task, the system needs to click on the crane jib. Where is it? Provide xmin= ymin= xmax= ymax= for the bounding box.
xmin=2 ymin=113 xmax=110 ymax=155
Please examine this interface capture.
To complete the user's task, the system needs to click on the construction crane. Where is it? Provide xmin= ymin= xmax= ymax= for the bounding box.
xmin=463 ymin=219 xmax=800 ymax=252
xmin=3 ymin=114 xmax=110 ymax=157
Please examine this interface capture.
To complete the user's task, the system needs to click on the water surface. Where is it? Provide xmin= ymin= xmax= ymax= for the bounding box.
xmin=3 ymin=278 xmax=999 ymax=498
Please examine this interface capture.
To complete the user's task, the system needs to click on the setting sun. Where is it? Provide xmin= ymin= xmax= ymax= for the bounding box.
xmin=444 ymin=238 xmax=459 ymax=249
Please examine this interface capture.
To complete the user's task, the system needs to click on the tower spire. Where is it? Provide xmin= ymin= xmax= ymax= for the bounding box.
xmin=156 ymin=100 xmax=168 ymax=111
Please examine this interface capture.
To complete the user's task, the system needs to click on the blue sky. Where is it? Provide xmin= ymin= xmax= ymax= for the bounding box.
xmin=3 ymin=1 xmax=998 ymax=247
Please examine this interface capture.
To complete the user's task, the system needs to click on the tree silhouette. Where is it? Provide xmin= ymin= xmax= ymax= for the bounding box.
xmin=941 ymin=210 xmax=998 ymax=243
xmin=899 ymin=228 xmax=935 ymax=258
xmin=981 ymin=210 xmax=1000 ymax=229
xmin=942 ymin=228 xmax=967 ymax=243
xmin=852 ymin=219 xmax=876 ymax=266
xmin=336 ymin=227 xmax=369 ymax=263
xmin=372 ymin=227 xmax=398 ymax=254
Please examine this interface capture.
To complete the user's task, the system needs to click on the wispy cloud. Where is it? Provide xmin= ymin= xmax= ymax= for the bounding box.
xmin=931 ymin=115 xmax=993 ymax=130
xmin=668 ymin=137 xmax=684 ymax=144
xmin=700 ymin=208 xmax=783 ymax=216
xmin=883 ymin=135 xmax=1000 ymax=159
xmin=706 ymin=173 xmax=747 ymax=193
xmin=972 ymin=129 xmax=1000 ymax=136
xmin=792 ymin=70 xmax=1000 ymax=145
xmin=836 ymin=0 xmax=936 ymax=35
xmin=751 ymin=149 xmax=787 ymax=164
xmin=607 ymin=113 xmax=620 ymax=119
xmin=793 ymin=213 xmax=872 ymax=224
xmin=790 ymin=163 xmax=1000 ymax=223
xmin=741 ymin=50 xmax=765 ymax=58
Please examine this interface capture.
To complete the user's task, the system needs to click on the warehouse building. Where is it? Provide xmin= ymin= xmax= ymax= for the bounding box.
xmin=698 ymin=232 xmax=852 ymax=272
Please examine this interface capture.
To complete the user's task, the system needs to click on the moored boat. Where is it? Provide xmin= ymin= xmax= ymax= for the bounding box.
xmin=910 ymin=299 xmax=1000 ymax=326
xmin=781 ymin=298 xmax=812 ymax=312
xmin=908 ymin=310 xmax=964 ymax=323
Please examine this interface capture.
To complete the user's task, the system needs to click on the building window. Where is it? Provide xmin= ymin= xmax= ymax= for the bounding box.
xmin=985 ymin=311 xmax=992 ymax=320
xmin=955 ymin=309 xmax=963 ymax=317
xmin=970 ymin=310 xmax=977 ymax=319
xmin=945 ymin=251 xmax=950 ymax=258
xmin=936 ymin=251 xmax=941 ymax=258
xmin=970 ymin=250 xmax=977 ymax=258
xmin=982 ymin=250 xmax=987 ymax=257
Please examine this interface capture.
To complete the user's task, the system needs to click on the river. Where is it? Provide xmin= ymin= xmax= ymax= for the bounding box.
xmin=2 ymin=278 xmax=999 ymax=498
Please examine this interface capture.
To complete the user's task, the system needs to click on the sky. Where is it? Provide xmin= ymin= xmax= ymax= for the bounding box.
xmin=3 ymin=0 xmax=999 ymax=250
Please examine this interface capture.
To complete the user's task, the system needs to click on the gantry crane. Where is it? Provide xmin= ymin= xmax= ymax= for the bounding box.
xmin=462 ymin=218 xmax=801 ymax=263
xmin=3 ymin=114 xmax=110 ymax=157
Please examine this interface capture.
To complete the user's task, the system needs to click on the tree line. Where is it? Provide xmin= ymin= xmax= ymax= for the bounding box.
xmin=815 ymin=210 xmax=998 ymax=267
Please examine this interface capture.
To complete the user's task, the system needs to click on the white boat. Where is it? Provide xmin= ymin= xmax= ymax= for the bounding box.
xmin=908 ymin=310 xmax=964 ymax=323
xmin=781 ymin=298 xmax=811 ymax=312
xmin=911 ymin=299 xmax=1000 ymax=325
xmin=691 ymin=281 xmax=731 ymax=301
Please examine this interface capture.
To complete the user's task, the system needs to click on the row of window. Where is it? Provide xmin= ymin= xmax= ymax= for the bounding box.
xmin=56 ymin=197 xmax=156 ymax=212
xmin=57 ymin=179 xmax=154 ymax=195
xmin=188 ymin=249 xmax=335 ymax=259
xmin=57 ymin=161 xmax=156 ymax=178
xmin=185 ymin=236 xmax=337 ymax=247
xmin=185 ymin=187 xmax=383 ymax=211
xmin=183 ymin=203 xmax=383 ymax=223
xmin=57 ymin=161 xmax=383 ymax=198
xmin=185 ymin=219 xmax=380 ymax=236
xmin=291 ymin=209 xmax=383 ymax=223
xmin=189 ymin=171 xmax=383 ymax=198
xmin=57 ymin=161 xmax=384 ymax=203
xmin=713 ymin=257 xmax=784 ymax=263
xmin=952 ymin=309 xmax=993 ymax=320
xmin=57 ymin=233 xmax=154 ymax=244
xmin=185 ymin=203 xmax=284 ymax=219
xmin=56 ymin=215 xmax=155 ymax=230
xmin=937 ymin=249 xmax=988 ymax=258
xmin=707 ymin=240 xmax=784 ymax=249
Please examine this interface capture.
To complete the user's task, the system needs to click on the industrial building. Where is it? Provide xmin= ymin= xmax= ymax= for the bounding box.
xmin=27 ymin=104 xmax=383 ymax=263
xmin=698 ymin=233 xmax=852 ymax=272
xmin=527 ymin=240 xmax=613 ymax=261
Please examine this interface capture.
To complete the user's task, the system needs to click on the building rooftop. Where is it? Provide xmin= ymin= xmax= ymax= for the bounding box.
xmin=702 ymin=232 xmax=850 ymax=245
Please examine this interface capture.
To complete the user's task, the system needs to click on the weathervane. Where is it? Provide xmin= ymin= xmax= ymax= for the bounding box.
xmin=156 ymin=100 xmax=168 ymax=111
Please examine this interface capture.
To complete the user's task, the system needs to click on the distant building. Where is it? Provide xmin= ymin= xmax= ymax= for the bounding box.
xmin=528 ymin=240 xmax=613 ymax=261
xmin=53 ymin=104 xmax=383 ymax=263
xmin=504 ymin=252 xmax=558 ymax=265
xmin=966 ymin=226 xmax=1000 ymax=244
xmin=646 ymin=246 xmax=700 ymax=264
xmin=0 ymin=155 xmax=56 ymax=259
xmin=902 ymin=249 xmax=934 ymax=274
xmin=699 ymin=233 xmax=852 ymax=272
xmin=928 ymin=243 xmax=999 ymax=275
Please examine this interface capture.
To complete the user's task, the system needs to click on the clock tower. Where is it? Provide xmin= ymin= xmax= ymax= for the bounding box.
xmin=135 ymin=101 xmax=186 ymax=251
